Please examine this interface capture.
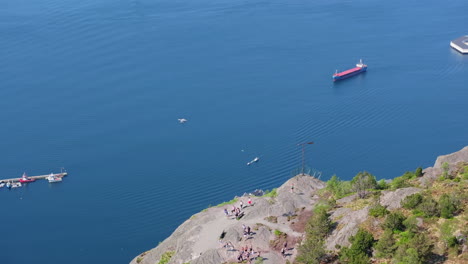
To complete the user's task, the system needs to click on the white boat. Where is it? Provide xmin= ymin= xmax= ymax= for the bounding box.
xmin=11 ymin=182 xmax=22 ymax=188
xmin=178 ymin=118 xmax=188 ymax=124
xmin=47 ymin=173 xmax=62 ymax=183
xmin=247 ymin=157 xmax=260 ymax=166
xmin=0 ymin=182 xmax=4 ymax=188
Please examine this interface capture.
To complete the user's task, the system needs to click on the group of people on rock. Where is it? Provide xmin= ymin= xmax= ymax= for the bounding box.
xmin=242 ymin=224 xmax=252 ymax=240
xmin=223 ymin=197 xmax=254 ymax=220
xmin=236 ymin=245 xmax=260 ymax=264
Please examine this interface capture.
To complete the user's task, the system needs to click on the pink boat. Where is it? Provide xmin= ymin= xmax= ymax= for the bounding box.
xmin=19 ymin=172 xmax=35 ymax=183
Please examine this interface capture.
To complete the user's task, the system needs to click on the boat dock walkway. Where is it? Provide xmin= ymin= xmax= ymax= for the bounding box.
xmin=0 ymin=172 xmax=68 ymax=183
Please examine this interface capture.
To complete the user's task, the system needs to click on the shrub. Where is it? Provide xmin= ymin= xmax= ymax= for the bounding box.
xmin=296 ymin=208 xmax=331 ymax=264
xmin=351 ymin=171 xmax=377 ymax=198
xmin=326 ymin=175 xmax=353 ymax=198
xmin=401 ymin=171 xmax=416 ymax=180
xmin=401 ymin=193 xmax=423 ymax=209
xmin=439 ymin=194 xmax=460 ymax=219
xmin=374 ymin=229 xmax=396 ymax=258
xmin=383 ymin=212 xmax=406 ymax=232
xmin=417 ymin=197 xmax=439 ymax=217
xmin=415 ymin=167 xmax=423 ymax=177
xmin=274 ymin=229 xmax=284 ymax=237
xmin=440 ymin=219 xmax=458 ymax=249
xmin=442 ymin=162 xmax=450 ymax=179
xmin=369 ymin=204 xmax=389 ymax=217
xmin=263 ymin=188 xmax=278 ymax=198
xmin=158 ymin=251 xmax=175 ymax=264
xmin=403 ymin=216 xmax=419 ymax=233
xmin=394 ymin=233 xmax=432 ymax=264
xmin=447 ymin=236 xmax=458 ymax=248
xmin=390 ymin=176 xmax=411 ymax=190
xmin=377 ymin=179 xmax=389 ymax=190
xmin=340 ymin=229 xmax=374 ymax=264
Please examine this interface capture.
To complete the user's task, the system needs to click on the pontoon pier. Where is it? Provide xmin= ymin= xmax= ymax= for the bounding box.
xmin=1 ymin=172 xmax=67 ymax=183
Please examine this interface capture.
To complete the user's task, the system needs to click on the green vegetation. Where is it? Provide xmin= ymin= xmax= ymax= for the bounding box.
xmin=377 ymin=179 xmax=389 ymax=190
xmin=401 ymin=193 xmax=423 ymax=209
xmin=351 ymin=171 xmax=377 ymax=198
xmin=415 ymin=167 xmax=423 ymax=177
xmin=417 ymin=196 xmax=439 ymax=217
xmin=441 ymin=162 xmax=450 ymax=179
xmin=274 ymin=229 xmax=284 ymax=237
xmin=340 ymin=229 xmax=374 ymax=264
xmin=262 ymin=188 xmax=278 ymax=198
xmin=374 ymin=229 xmax=396 ymax=258
xmin=136 ymin=257 xmax=143 ymax=263
xmin=254 ymin=257 xmax=264 ymax=264
xmin=325 ymin=175 xmax=353 ymax=199
xmin=369 ymin=203 xmax=389 ymax=217
xmin=394 ymin=233 xmax=433 ymax=264
xmin=439 ymin=194 xmax=460 ymax=219
xmin=216 ymin=198 xmax=238 ymax=207
xmin=157 ymin=251 xmax=175 ymax=264
xmin=300 ymin=161 xmax=467 ymax=264
xmin=296 ymin=208 xmax=332 ymax=264
xmin=383 ymin=212 xmax=406 ymax=232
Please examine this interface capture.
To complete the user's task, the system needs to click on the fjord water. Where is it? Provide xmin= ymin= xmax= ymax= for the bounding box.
xmin=1 ymin=0 xmax=468 ymax=263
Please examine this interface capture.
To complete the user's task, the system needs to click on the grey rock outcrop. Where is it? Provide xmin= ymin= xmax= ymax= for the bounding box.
xmin=420 ymin=146 xmax=468 ymax=186
xmin=326 ymin=206 xmax=370 ymax=250
xmin=130 ymin=175 xmax=325 ymax=264
xmin=380 ymin=187 xmax=422 ymax=210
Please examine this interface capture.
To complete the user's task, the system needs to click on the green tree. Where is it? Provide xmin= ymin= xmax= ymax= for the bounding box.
xmin=377 ymin=179 xmax=389 ymax=190
xmin=369 ymin=203 xmax=389 ymax=217
xmin=394 ymin=233 xmax=432 ymax=264
xmin=326 ymin=175 xmax=352 ymax=198
xmin=403 ymin=216 xmax=419 ymax=233
xmin=340 ymin=229 xmax=374 ymax=264
xmin=417 ymin=197 xmax=439 ymax=217
xmin=374 ymin=229 xmax=396 ymax=258
xmin=415 ymin=167 xmax=423 ymax=177
xmin=441 ymin=162 xmax=450 ymax=179
xmin=401 ymin=193 xmax=423 ymax=209
xmin=383 ymin=212 xmax=406 ymax=232
xmin=439 ymin=194 xmax=459 ymax=219
xmin=296 ymin=208 xmax=332 ymax=264
xmin=351 ymin=171 xmax=377 ymax=198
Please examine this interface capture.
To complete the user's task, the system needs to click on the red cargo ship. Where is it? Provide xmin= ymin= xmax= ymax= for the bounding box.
xmin=333 ymin=59 xmax=367 ymax=81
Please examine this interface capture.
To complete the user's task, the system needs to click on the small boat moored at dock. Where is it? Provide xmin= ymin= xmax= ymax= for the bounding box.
xmin=333 ymin=59 xmax=367 ymax=81
xmin=47 ymin=173 xmax=63 ymax=183
xmin=11 ymin=182 xmax=22 ymax=188
xmin=19 ymin=172 xmax=36 ymax=183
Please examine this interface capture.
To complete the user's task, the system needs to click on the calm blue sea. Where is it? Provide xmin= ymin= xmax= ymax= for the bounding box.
xmin=1 ymin=0 xmax=467 ymax=263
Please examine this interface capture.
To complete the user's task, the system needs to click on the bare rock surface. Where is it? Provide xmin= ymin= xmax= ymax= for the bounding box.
xmin=326 ymin=206 xmax=370 ymax=251
xmin=380 ymin=187 xmax=422 ymax=210
xmin=433 ymin=146 xmax=468 ymax=169
xmin=130 ymin=175 xmax=325 ymax=264
xmin=130 ymin=146 xmax=468 ymax=264
xmin=420 ymin=146 xmax=468 ymax=186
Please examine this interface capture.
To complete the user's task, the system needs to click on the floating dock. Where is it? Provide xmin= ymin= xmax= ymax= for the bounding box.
xmin=450 ymin=35 xmax=468 ymax=54
xmin=0 ymin=172 xmax=67 ymax=183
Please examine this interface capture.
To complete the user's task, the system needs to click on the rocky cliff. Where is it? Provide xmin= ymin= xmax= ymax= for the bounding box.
xmin=131 ymin=146 xmax=468 ymax=264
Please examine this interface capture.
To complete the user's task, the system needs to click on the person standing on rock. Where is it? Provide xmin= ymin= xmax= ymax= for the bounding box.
xmin=224 ymin=208 xmax=229 ymax=217
xmin=240 ymin=200 xmax=244 ymax=209
xmin=248 ymin=197 xmax=252 ymax=206
xmin=290 ymin=184 xmax=294 ymax=193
